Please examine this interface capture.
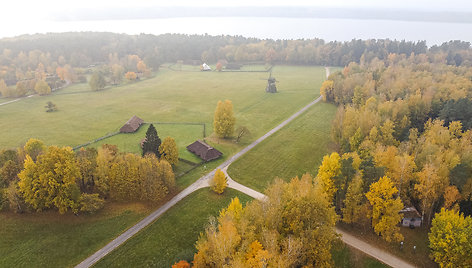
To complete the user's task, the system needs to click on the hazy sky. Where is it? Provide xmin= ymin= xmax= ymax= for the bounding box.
xmin=1 ymin=0 xmax=471 ymax=39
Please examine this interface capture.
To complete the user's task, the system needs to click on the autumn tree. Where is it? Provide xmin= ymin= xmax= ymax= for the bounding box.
xmin=34 ymin=80 xmax=51 ymax=95
xmin=76 ymin=147 xmax=97 ymax=193
xmin=137 ymin=60 xmax=147 ymax=73
xmin=210 ymin=169 xmax=227 ymax=194
xmin=158 ymin=137 xmax=179 ymax=166
xmin=342 ymin=175 xmax=367 ymax=226
xmin=95 ymin=144 xmax=118 ymax=197
xmin=172 ymin=260 xmax=190 ymax=268
xmin=317 ymin=152 xmax=341 ymax=201
xmin=365 ymin=176 xmax=404 ymax=242
xmin=1 ymin=160 xmax=21 ymax=186
xmin=142 ymin=124 xmax=161 ymax=157
xmin=110 ymin=64 xmax=124 ymax=85
xmin=0 ymin=79 xmax=12 ymax=97
xmin=213 ymin=100 xmax=236 ymax=138
xmin=89 ymin=71 xmax=106 ymax=91
xmin=429 ymin=208 xmax=472 ymax=267
xmin=320 ymin=80 xmax=334 ymax=102
xmin=18 ymin=146 xmax=81 ymax=214
xmin=415 ymin=164 xmax=448 ymax=225
xmin=23 ymin=138 xmax=45 ymax=161
xmin=125 ymin=71 xmax=137 ymax=81
xmin=215 ymin=62 xmax=223 ymax=72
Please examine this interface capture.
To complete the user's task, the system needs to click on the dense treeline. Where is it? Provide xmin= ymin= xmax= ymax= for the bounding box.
xmin=1 ymin=32 xmax=471 ymax=97
xmin=0 ymin=140 xmax=175 ymax=214
xmin=321 ymin=55 xmax=472 ymax=266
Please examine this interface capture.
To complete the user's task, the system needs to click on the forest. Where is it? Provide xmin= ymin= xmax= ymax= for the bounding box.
xmin=0 ymin=32 xmax=470 ymax=98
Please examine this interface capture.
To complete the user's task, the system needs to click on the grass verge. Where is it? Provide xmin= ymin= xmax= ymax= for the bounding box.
xmin=0 ymin=202 xmax=154 ymax=268
xmin=227 ymin=101 xmax=337 ymax=192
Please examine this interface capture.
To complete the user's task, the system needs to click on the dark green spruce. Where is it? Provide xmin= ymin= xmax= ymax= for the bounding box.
xmin=142 ymin=124 xmax=161 ymax=157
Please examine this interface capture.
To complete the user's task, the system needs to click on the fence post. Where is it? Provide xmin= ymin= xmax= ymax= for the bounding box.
xmin=203 ymin=123 xmax=206 ymax=138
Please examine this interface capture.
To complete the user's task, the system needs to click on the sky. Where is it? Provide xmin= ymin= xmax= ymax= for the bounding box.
xmin=1 ymin=0 xmax=472 ymax=39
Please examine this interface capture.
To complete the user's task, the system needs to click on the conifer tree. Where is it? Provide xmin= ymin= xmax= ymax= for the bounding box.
xmin=142 ymin=124 xmax=161 ymax=157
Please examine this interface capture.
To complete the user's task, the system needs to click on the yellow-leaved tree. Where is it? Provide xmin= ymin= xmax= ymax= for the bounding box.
xmin=213 ymin=100 xmax=236 ymax=138
xmin=317 ymin=152 xmax=341 ymax=201
xmin=210 ymin=168 xmax=227 ymax=194
xmin=158 ymin=137 xmax=179 ymax=166
xmin=365 ymin=176 xmax=404 ymax=242
xmin=34 ymin=80 xmax=51 ymax=95
xmin=342 ymin=175 xmax=366 ymax=225
xmin=429 ymin=208 xmax=472 ymax=267
xmin=320 ymin=80 xmax=334 ymax=102
xmin=18 ymin=146 xmax=81 ymax=214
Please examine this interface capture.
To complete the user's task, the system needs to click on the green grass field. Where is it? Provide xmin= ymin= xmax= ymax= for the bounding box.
xmin=0 ymin=65 xmax=324 ymax=154
xmin=94 ymin=188 xmax=252 ymax=267
xmin=227 ymin=101 xmax=337 ymax=192
xmin=0 ymin=202 xmax=154 ymax=268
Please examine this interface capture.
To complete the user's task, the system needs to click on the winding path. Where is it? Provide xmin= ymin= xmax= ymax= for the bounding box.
xmin=76 ymin=67 xmax=416 ymax=268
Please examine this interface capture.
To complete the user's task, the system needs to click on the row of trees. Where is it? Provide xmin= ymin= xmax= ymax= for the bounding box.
xmin=0 ymin=138 xmax=176 ymax=214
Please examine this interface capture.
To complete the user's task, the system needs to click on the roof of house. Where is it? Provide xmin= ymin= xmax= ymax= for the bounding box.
xmin=400 ymin=206 xmax=422 ymax=219
xmin=186 ymin=140 xmax=222 ymax=162
xmin=120 ymin=115 xmax=144 ymax=133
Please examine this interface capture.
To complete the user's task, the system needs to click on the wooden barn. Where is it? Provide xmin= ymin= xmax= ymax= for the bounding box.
xmin=186 ymin=140 xmax=222 ymax=162
xmin=400 ymin=207 xmax=422 ymax=228
xmin=120 ymin=115 xmax=144 ymax=133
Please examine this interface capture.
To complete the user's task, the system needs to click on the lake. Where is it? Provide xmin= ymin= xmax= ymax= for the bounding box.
xmin=5 ymin=17 xmax=472 ymax=46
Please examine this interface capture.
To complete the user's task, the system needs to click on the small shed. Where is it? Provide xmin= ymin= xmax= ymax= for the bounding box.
xmin=186 ymin=140 xmax=222 ymax=162
xmin=400 ymin=207 xmax=422 ymax=228
xmin=120 ymin=115 xmax=144 ymax=133
xmin=201 ymin=63 xmax=211 ymax=71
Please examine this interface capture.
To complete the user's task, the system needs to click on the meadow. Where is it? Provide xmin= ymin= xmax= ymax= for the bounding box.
xmin=0 ymin=65 xmax=325 ymax=162
xmin=0 ymin=202 xmax=154 ymax=267
xmin=227 ymin=101 xmax=338 ymax=192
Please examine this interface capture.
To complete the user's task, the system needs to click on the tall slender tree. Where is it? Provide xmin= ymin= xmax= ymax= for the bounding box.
xmin=142 ymin=124 xmax=161 ymax=157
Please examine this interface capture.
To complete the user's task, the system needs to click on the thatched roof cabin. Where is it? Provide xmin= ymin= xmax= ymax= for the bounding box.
xmin=120 ymin=115 xmax=144 ymax=133
xmin=186 ymin=140 xmax=222 ymax=162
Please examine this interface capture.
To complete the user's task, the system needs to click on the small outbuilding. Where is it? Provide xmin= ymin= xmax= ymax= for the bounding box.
xmin=186 ymin=140 xmax=222 ymax=162
xmin=201 ymin=63 xmax=211 ymax=71
xmin=400 ymin=207 xmax=422 ymax=228
xmin=120 ymin=115 xmax=144 ymax=133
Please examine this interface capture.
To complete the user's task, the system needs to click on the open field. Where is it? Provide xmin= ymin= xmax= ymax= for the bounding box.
xmin=0 ymin=65 xmax=325 ymax=163
xmin=94 ymin=188 xmax=252 ymax=267
xmin=227 ymin=101 xmax=337 ymax=192
xmin=0 ymin=202 xmax=155 ymax=268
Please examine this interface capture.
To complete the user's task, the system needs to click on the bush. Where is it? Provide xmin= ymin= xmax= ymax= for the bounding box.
xmin=79 ymin=193 xmax=105 ymax=214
